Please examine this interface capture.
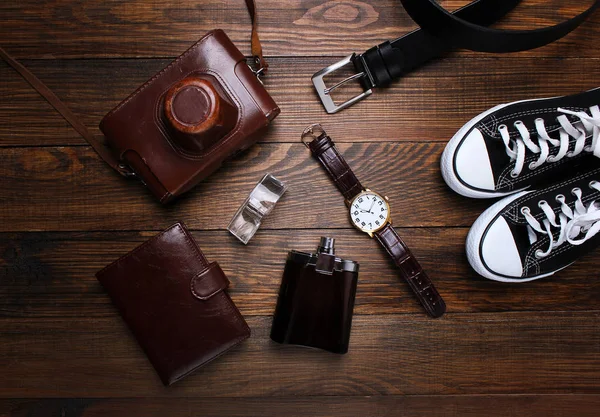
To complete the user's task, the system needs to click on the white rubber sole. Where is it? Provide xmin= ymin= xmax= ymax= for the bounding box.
xmin=441 ymin=103 xmax=513 ymax=198
xmin=442 ymin=89 xmax=600 ymax=199
xmin=440 ymin=95 xmax=562 ymax=199
xmin=465 ymin=190 xmax=562 ymax=283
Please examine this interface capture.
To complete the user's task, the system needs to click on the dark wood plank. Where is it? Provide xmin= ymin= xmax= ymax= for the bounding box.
xmin=1 ymin=0 xmax=598 ymax=58
xmin=2 ymin=55 xmax=600 ymax=147
xmin=4 ymin=395 xmax=600 ymax=417
xmin=0 ymin=143 xmax=496 ymax=231
xmin=0 ymin=313 xmax=599 ymax=397
xmin=2 ymin=0 xmax=600 ymax=409
xmin=2 ymin=230 xmax=600 ymax=318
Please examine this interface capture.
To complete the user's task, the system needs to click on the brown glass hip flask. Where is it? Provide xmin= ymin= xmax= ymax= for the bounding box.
xmin=270 ymin=237 xmax=359 ymax=354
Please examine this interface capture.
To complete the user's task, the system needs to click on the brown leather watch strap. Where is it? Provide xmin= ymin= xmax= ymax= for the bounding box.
xmin=374 ymin=223 xmax=446 ymax=318
xmin=304 ymin=130 xmax=364 ymax=201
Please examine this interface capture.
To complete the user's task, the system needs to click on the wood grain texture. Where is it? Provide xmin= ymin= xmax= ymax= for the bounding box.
xmin=2 ymin=56 xmax=600 ymax=147
xmin=1 ymin=0 xmax=598 ymax=58
xmin=0 ymin=313 xmax=599 ymax=397
xmin=2 ymin=0 xmax=600 ymax=413
xmin=4 ymin=395 xmax=600 ymax=417
xmin=2 ymin=230 xmax=600 ymax=318
xmin=0 ymin=143 xmax=498 ymax=231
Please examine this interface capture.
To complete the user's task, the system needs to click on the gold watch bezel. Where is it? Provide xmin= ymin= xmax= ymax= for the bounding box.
xmin=347 ymin=189 xmax=392 ymax=237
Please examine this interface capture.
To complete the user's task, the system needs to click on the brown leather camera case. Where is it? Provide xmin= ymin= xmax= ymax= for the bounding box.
xmin=100 ymin=30 xmax=280 ymax=203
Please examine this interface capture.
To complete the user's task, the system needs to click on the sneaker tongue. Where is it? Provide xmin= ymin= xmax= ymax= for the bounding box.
xmin=505 ymin=216 xmax=536 ymax=260
xmin=482 ymin=133 xmax=512 ymax=183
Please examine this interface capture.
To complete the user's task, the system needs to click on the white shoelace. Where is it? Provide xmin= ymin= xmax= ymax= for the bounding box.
xmin=521 ymin=181 xmax=600 ymax=258
xmin=498 ymin=105 xmax=600 ymax=178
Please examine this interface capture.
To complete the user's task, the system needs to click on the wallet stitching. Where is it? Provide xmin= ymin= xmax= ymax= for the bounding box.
xmin=96 ymin=223 xmax=185 ymax=278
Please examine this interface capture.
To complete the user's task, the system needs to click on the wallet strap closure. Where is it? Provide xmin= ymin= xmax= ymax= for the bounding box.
xmin=191 ymin=262 xmax=230 ymax=300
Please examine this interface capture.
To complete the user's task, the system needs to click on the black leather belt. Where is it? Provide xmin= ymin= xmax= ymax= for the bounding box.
xmin=313 ymin=0 xmax=600 ymax=114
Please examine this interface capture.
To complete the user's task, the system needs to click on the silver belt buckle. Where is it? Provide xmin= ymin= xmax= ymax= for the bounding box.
xmin=311 ymin=54 xmax=373 ymax=114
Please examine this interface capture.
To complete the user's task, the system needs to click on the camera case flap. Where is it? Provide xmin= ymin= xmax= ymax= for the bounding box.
xmin=100 ymin=30 xmax=280 ymax=203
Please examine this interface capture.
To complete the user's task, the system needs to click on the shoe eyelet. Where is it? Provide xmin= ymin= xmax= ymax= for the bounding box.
xmin=546 ymin=156 xmax=557 ymax=163
xmin=555 ymin=194 xmax=565 ymax=203
xmin=510 ymin=171 xmax=519 ymax=178
xmin=589 ymin=181 xmax=599 ymax=189
xmin=521 ymin=206 xmax=531 ymax=215
xmin=514 ymin=120 xmax=524 ymax=127
xmin=534 ymin=118 xmax=544 ymax=123
xmin=535 ymin=250 xmax=545 ymax=259
xmin=571 ymin=187 xmax=582 ymax=196
xmin=537 ymin=200 xmax=547 ymax=208
xmin=528 ymin=162 xmax=538 ymax=170
xmin=498 ymin=124 xmax=508 ymax=132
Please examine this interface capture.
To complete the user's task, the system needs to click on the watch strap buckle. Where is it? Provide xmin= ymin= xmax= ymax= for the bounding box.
xmin=300 ymin=123 xmax=327 ymax=148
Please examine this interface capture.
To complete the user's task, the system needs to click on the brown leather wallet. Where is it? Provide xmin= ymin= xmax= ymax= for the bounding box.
xmin=96 ymin=222 xmax=250 ymax=386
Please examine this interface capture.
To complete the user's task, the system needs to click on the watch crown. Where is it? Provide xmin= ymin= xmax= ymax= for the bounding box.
xmin=384 ymin=196 xmax=389 ymax=201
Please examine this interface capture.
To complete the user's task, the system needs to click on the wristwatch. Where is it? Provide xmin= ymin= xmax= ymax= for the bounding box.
xmin=301 ymin=124 xmax=446 ymax=318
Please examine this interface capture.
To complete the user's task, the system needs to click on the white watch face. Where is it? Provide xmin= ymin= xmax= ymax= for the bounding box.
xmin=349 ymin=191 xmax=390 ymax=233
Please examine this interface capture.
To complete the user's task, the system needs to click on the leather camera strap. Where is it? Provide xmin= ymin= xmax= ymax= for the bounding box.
xmin=0 ymin=46 xmax=129 ymax=175
xmin=0 ymin=0 xmax=266 ymax=176
xmin=245 ymin=0 xmax=268 ymax=74
xmin=313 ymin=0 xmax=600 ymax=113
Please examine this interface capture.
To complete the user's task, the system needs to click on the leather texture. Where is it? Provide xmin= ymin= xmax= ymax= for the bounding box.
xmin=96 ymin=222 xmax=250 ymax=386
xmin=306 ymin=133 xmax=363 ymax=201
xmin=0 ymin=0 xmax=270 ymax=183
xmin=163 ymin=76 xmax=238 ymax=153
xmin=374 ymin=223 xmax=446 ymax=318
xmin=353 ymin=0 xmax=599 ymax=90
xmin=400 ymin=0 xmax=599 ymax=53
xmin=100 ymin=30 xmax=280 ymax=203
xmin=245 ymin=0 xmax=268 ymax=72
xmin=354 ymin=0 xmax=520 ymax=89
xmin=306 ymin=130 xmax=446 ymax=318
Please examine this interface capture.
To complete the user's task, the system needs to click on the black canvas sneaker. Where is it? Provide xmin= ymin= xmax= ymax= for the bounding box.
xmin=466 ymin=167 xmax=600 ymax=282
xmin=441 ymin=88 xmax=600 ymax=198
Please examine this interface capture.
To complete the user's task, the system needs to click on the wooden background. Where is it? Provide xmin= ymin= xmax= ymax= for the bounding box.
xmin=1 ymin=1 xmax=600 ymax=415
